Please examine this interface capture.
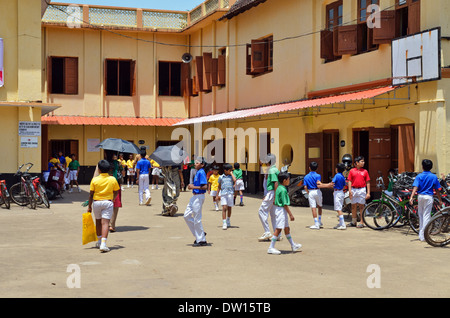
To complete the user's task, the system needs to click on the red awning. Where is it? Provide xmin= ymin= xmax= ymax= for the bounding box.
xmin=41 ymin=116 xmax=185 ymax=126
xmin=174 ymin=86 xmax=397 ymax=126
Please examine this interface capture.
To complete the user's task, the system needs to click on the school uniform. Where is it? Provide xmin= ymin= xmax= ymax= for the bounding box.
xmin=258 ymin=165 xmax=278 ymax=239
xmin=273 ymin=184 xmax=290 ymax=229
xmin=218 ymin=174 xmax=235 ymax=207
xmin=412 ymin=171 xmax=442 ymax=241
xmin=347 ymin=168 xmax=370 ymax=205
xmin=184 ymin=168 xmax=207 ymax=244
xmin=89 ymin=173 xmax=120 ymax=220
xmin=304 ymin=171 xmax=323 ymax=208
xmin=208 ymin=173 xmax=220 ymax=197
xmin=136 ymin=158 xmax=151 ymax=205
xmin=233 ymin=169 xmax=245 ymax=191
xmin=332 ymin=172 xmax=346 ymax=211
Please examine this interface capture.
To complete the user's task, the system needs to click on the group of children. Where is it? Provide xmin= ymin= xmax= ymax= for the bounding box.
xmin=86 ymin=152 xmax=444 ymax=253
xmin=44 ymin=152 xmax=81 ymax=192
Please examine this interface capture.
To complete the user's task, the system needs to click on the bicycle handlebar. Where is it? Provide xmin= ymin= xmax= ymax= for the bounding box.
xmin=15 ymin=163 xmax=34 ymax=175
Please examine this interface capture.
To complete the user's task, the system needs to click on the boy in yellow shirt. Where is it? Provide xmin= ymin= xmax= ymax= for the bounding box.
xmin=87 ymin=160 xmax=120 ymax=253
xmin=208 ymin=165 xmax=220 ymax=211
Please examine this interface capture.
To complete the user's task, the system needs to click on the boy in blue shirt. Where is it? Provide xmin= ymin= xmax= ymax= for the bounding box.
xmin=409 ymin=159 xmax=443 ymax=241
xmin=184 ymin=157 xmax=208 ymax=246
xmin=304 ymin=161 xmax=325 ymax=229
xmin=331 ymin=163 xmax=347 ymax=230
xmin=136 ymin=150 xmax=152 ymax=205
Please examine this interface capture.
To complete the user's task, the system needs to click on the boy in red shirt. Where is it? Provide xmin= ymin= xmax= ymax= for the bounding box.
xmin=347 ymin=156 xmax=370 ymax=228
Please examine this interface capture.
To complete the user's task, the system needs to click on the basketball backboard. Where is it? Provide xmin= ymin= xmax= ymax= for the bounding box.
xmin=392 ymin=27 xmax=441 ymax=86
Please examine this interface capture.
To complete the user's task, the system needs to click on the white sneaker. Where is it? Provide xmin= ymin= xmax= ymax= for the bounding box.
xmin=99 ymin=244 xmax=110 ymax=252
xmin=334 ymin=224 xmax=347 ymax=230
xmin=78 ymin=187 xmax=81 ymax=193
xmin=68 ymin=188 xmax=73 ymax=193
xmin=292 ymin=243 xmax=302 ymax=252
xmin=310 ymin=224 xmax=320 ymax=230
xmin=267 ymin=247 xmax=281 ymax=255
xmin=226 ymin=219 xmax=231 ymax=227
xmin=222 ymin=222 xmax=227 ymax=230
xmin=258 ymin=232 xmax=272 ymax=241
xmin=145 ymin=196 xmax=152 ymax=205
xmin=151 ymin=185 xmax=155 ymax=190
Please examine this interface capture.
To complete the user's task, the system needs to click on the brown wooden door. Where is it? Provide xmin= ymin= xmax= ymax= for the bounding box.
xmin=305 ymin=133 xmax=324 ymax=178
xmin=368 ymin=128 xmax=392 ymax=190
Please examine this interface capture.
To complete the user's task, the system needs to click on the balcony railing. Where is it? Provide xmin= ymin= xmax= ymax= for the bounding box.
xmin=42 ymin=0 xmax=231 ymax=30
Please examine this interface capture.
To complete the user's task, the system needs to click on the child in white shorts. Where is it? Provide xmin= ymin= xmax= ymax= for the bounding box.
xmin=217 ymin=163 xmax=236 ymax=230
xmin=304 ymin=161 xmax=324 ymax=229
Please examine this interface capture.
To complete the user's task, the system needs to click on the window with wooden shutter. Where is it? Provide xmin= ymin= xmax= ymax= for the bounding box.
xmin=195 ymin=56 xmax=204 ymax=92
xmin=181 ymin=63 xmax=190 ymax=97
xmin=322 ymin=0 xmax=343 ymax=62
xmin=395 ymin=0 xmax=421 ymax=37
xmin=158 ymin=61 xmax=182 ymax=97
xmin=48 ymin=56 xmax=79 ymax=95
xmin=202 ymin=52 xmax=212 ymax=91
xmin=246 ymin=35 xmax=273 ymax=76
xmin=211 ymin=58 xmax=218 ymax=87
xmin=357 ymin=0 xmax=379 ymax=53
xmin=105 ymin=59 xmax=135 ymax=96
xmin=217 ymin=54 xmax=226 ymax=86
xmin=372 ymin=10 xmax=396 ymax=44
xmin=320 ymin=30 xmax=335 ymax=60
xmin=335 ymin=25 xmax=358 ymax=55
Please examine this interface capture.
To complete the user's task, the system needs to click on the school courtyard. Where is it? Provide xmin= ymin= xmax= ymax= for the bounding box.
xmin=0 ymin=185 xmax=449 ymax=299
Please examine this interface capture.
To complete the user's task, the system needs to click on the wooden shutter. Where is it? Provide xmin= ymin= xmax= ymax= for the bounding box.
xmin=211 ymin=58 xmax=218 ymax=87
xmin=64 ymin=57 xmax=78 ymax=94
xmin=368 ymin=128 xmax=392 ymax=190
xmin=192 ymin=75 xmax=198 ymax=95
xmin=181 ymin=63 xmax=190 ymax=97
xmin=70 ymin=140 xmax=79 ymax=159
xmin=217 ymin=55 xmax=226 ymax=85
xmin=195 ymin=56 xmax=204 ymax=92
xmin=103 ymin=59 xmax=108 ymax=95
xmin=335 ymin=25 xmax=358 ymax=55
xmin=47 ymin=56 xmax=53 ymax=94
xmin=202 ymin=52 xmax=212 ymax=91
xmin=397 ymin=124 xmax=415 ymax=173
xmin=305 ymin=133 xmax=324 ymax=178
xmin=251 ymin=39 xmax=267 ymax=74
xmin=408 ymin=0 xmax=421 ymax=35
xmin=372 ymin=10 xmax=396 ymax=44
xmin=130 ymin=60 xmax=136 ymax=96
xmin=246 ymin=44 xmax=253 ymax=75
xmin=320 ymin=30 xmax=334 ymax=60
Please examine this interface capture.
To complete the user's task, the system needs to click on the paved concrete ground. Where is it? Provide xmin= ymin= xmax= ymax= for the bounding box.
xmin=0 ymin=184 xmax=449 ymax=298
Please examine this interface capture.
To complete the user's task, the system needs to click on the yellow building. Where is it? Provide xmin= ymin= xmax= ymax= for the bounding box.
xmin=0 ymin=0 xmax=59 ymax=183
xmin=39 ymin=0 xmax=450 ymax=195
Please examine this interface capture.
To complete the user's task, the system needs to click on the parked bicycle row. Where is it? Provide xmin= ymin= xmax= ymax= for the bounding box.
xmin=0 ymin=163 xmax=50 ymax=210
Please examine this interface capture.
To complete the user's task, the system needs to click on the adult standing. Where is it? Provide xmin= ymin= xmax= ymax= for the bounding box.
xmin=161 ymin=164 xmax=184 ymax=216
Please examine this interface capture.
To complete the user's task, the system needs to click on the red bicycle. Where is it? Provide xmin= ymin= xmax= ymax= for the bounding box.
xmin=0 ymin=176 xmax=10 ymax=209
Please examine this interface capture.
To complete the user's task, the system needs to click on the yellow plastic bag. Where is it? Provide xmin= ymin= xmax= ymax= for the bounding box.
xmin=82 ymin=212 xmax=97 ymax=245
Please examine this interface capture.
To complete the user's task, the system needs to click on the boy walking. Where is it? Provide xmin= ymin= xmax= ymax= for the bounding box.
xmin=304 ymin=162 xmax=324 ymax=229
xmin=347 ymin=156 xmax=370 ymax=228
xmin=267 ymin=172 xmax=302 ymax=255
xmin=184 ymin=157 xmax=208 ymax=246
xmin=409 ymin=159 xmax=443 ymax=241
xmin=233 ymin=162 xmax=245 ymax=206
xmin=332 ymin=163 xmax=347 ymax=230
xmin=136 ymin=150 xmax=152 ymax=205
xmin=68 ymin=154 xmax=81 ymax=193
xmin=87 ymin=160 xmax=119 ymax=253
xmin=257 ymin=154 xmax=278 ymax=241
xmin=208 ymin=165 xmax=220 ymax=211
xmin=217 ymin=163 xmax=236 ymax=230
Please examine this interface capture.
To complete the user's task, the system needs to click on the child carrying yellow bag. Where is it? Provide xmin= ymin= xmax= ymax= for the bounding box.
xmin=82 ymin=212 xmax=97 ymax=245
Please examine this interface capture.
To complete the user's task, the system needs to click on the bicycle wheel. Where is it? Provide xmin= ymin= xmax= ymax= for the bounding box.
xmin=362 ymin=201 xmax=395 ymax=230
xmin=10 ymin=183 xmax=29 ymax=206
xmin=424 ymin=212 xmax=450 ymax=247
xmin=27 ymin=183 xmax=37 ymax=210
xmin=38 ymin=184 xmax=50 ymax=208
xmin=1 ymin=183 xmax=10 ymax=209
xmin=407 ymin=204 xmax=419 ymax=234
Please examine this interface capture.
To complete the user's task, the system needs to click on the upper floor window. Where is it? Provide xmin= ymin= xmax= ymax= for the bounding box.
xmin=159 ymin=61 xmax=182 ymax=96
xmin=48 ymin=56 xmax=78 ymax=95
xmin=246 ymin=35 xmax=273 ymax=76
xmin=104 ymin=59 xmax=136 ymax=96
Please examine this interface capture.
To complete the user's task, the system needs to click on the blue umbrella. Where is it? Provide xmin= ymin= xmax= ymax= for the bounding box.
xmin=95 ymin=138 xmax=141 ymax=154
xmin=149 ymin=144 xmax=189 ymax=166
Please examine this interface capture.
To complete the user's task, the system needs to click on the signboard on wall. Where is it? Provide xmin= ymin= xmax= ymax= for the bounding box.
xmin=0 ymin=38 xmax=3 ymax=87
xmin=20 ymin=137 xmax=38 ymax=148
xmin=87 ymin=138 xmax=100 ymax=152
xmin=18 ymin=121 xmax=41 ymax=136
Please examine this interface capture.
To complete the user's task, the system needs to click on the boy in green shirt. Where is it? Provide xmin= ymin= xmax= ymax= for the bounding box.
xmin=68 ymin=154 xmax=81 ymax=193
xmin=258 ymin=154 xmax=279 ymax=241
xmin=233 ymin=162 xmax=245 ymax=206
xmin=268 ymin=172 xmax=302 ymax=255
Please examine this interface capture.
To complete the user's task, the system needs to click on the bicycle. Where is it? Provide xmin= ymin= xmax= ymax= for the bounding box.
xmin=424 ymin=206 xmax=450 ymax=247
xmin=362 ymin=175 xmax=417 ymax=231
xmin=10 ymin=163 xmax=38 ymax=209
xmin=31 ymin=173 xmax=50 ymax=208
xmin=0 ymin=176 xmax=11 ymax=209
